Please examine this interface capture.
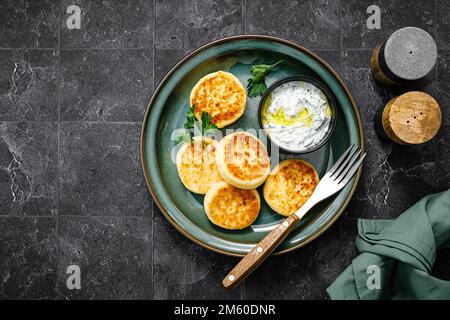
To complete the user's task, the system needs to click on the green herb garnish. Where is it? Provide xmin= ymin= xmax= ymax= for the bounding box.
xmin=184 ymin=105 xmax=195 ymax=129
xmin=174 ymin=131 xmax=192 ymax=145
xmin=173 ymin=105 xmax=196 ymax=144
xmin=200 ymin=111 xmax=218 ymax=133
xmin=200 ymin=111 xmax=218 ymax=149
xmin=173 ymin=105 xmax=218 ymax=145
xmin=247 ymin=60 xmax=283 ymax=98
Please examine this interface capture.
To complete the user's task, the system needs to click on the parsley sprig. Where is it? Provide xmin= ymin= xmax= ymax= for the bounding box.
xmin=200 ymin=111 xmax=218 ymax=134
xmin=174 ymin=105 xmax=218 ymax=145
xmin=184 ymin=105 xmax=195 ymax=129
xmin=247 ymin=60 xmax=283 ymax=98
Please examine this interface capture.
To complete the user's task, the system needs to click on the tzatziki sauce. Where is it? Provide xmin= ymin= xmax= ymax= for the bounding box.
xmin=261 ymin=81 xmax=332 ymax=152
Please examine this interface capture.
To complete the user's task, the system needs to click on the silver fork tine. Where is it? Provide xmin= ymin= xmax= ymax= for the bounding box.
xmin=328 ymin=144 xmax=357 ymax=176
xmin=338 ymin=153 xmax=366 ymax=184
xmin=332 ymin=146 xmax=360 ymax=179
xmin=334 ymin=148 xmax=362 ymax=181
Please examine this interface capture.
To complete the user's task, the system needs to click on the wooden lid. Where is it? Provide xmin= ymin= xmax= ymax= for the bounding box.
xmin=382 ymin=91 xmax=441 ymax=144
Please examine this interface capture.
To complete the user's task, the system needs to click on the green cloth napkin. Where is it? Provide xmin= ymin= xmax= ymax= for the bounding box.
xmin=327 ymin=189 xmax=450 ymax=300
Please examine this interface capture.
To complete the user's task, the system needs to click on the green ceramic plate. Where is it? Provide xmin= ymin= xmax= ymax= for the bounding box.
xmin=141 ymin=35 xmax=363 ymax=256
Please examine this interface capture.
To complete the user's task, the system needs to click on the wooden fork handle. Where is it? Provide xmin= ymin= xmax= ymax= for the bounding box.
xmin=222 ymin=214 xmax=300 ymax=290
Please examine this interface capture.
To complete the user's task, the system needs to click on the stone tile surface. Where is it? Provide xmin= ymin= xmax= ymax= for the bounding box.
xmin=154 ymin=48 xmax=188 ymax=86
xmin=436 ymin=125 xmax=450 ymax=190
xmin=244 ymin=223 xmax=340 ymax=299
xmin=339 ymin=218 xmax=358 ymax=269
xmin=0 ymin=0 xmax=449 ymax=300
xmin=59 ymin=123 xmax=152 ymax=216
xmin=437 ymin=51 xmax=450 ymax=125
xmin=0 ymin=50 xmax=59 ymax=121
xmin=60 ymin=49 xmax=153 ymax=121
xmin=247 ymin=0 xmax=340 ymax=49
xmin=342 ymin=0 xmax=435 ymax=49
xmin=341 ymin=50 xmax=389 ymax=124
xmin=153 ymin=208 xmax=242 ymax=300
xmin=346 ymin=125 xmax=439 ymax=219
xmin=436 ymin=0 xmax=450 ymax=50
xmin=156 ymin=0 xmax=244 ymax=50
xmin=0 ymin=0 xmax=59 ymax=48
xmin=0 ymin=217 xmax=57 ymax=299
xmin=0 ymin=122 xmax=58 ymax=216
xmin=61 ymin=0 xmax=154 ymax=49
xmin=313 ymin=50 xmax=340 ymax=73
xmin=58 ymin=216 xmax=152 ymax=299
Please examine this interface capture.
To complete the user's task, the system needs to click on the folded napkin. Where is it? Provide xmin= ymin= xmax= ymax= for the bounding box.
xmin=327 ymin=189 xmax=450 ymax=300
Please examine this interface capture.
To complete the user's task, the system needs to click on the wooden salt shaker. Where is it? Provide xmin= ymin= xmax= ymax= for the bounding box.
xmin=371 ymin=27 xmax=437 ymax=86
xmin=374 ymin=91 xmax=442 ymax=145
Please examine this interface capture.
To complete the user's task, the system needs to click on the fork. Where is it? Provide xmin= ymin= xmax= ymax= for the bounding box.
xmin=222 ymin=144 xmax=366 ymax=290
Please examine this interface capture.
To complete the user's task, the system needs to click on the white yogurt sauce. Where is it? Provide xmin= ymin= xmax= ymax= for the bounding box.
xmin=261 ymin=81 xmax=332 ymax=151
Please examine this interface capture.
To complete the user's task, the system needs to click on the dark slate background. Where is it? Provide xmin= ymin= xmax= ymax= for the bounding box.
xmin=0 ymin=0 xmax=448 ymax=300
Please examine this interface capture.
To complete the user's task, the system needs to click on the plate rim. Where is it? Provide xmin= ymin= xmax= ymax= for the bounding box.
xmin=140 ymin=35 xmax=364 ymax=257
